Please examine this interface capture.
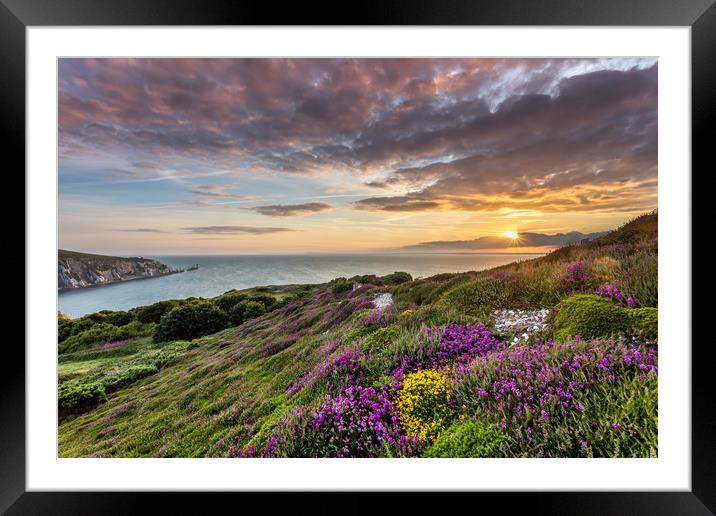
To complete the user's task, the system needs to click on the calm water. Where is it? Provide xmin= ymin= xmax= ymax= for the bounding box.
xmin=58 ymin=253 xmax=543 ymax=318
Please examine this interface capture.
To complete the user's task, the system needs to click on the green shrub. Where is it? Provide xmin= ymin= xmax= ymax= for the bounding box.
xmin=440 ymin=276 xmax=511 ymax=319
xmin=59 ymin=323 xmax=132 ymax=354
xmin=553 ymin=295 xmax=630 ymax=342
xmin=213 ymin=291 xmax=247 ymax=312
xmin=361 ymin=326 xmax=400 ymax=353
xmin=628 ymin=307 xmax=658 ymax=341
xmin=363 ymin=326 xmax=443 ymax=378
xmin=85 ymin=312 xmax=107 ymax=323
xmin=58 ymin=381 xmax=107 ymax=412
xmin=512 ymin=273 xmax=562 ymax=308
xmin=136 ymin=300 xmax=182 ymax=323
xmin=423 ymin=419 xmax=506 ymax=458
xmin=341 ymin=325 xmax=379 ymax=345
xmin=409 ymin=306 xmax=455 ymax=327
xmin=58 ymin=319 xmax=75 ymax=343
xmin=105 ymin=364 xmax=158 ymax=390
xmin=101 ymin=310 xmax=134 ymax=327
xmin=227 ymin=303 xmax=246 ymax=325
xmin=274 ymin=295 xmax=297 ymax=309
xmin=248 ymin=294 xmax=277 ymax=310
xmin=394 ymin=280 xmax=443 ymax=307
xmin=69 ymin=318 xmax=96 ymax=336
xmin=382 ymin=271 xmax=412 ymax=285
xmin=241 ymin=300 xmax=266 ymax=319
xmin=153 ymin=302 xmax=229 ymax=342
xmin=330 ymin=278 xmax=353 ymax=295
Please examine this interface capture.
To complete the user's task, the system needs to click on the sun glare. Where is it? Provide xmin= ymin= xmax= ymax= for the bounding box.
xmin=504 ymin=230 xmax=519 ymax=241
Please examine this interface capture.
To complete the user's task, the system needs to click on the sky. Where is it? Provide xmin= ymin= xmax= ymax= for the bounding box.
xmin=58 ymin=58 xmax=658 ymax=255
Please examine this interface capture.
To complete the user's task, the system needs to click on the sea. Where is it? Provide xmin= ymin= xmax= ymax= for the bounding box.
xmin=58 ymin=253 xmax=544 ymax=318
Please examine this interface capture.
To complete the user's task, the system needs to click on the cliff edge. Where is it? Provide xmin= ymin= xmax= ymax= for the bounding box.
xmin=58 ymin=249 xmax=179 ymax=290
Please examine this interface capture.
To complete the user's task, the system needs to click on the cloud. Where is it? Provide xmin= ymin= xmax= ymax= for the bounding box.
xmin=180 ymin=226 xmax=293 ymax=235
xmin=110 ymin=228 xmax=163 ymax=233
xmin=352 ymin=65 xmax=657 ymax=213
xmin=253 ymin=202 xmax=332 ymax=217
xmin=403 ymin=231 xmax=608 ymax=251
xmin=353 ymin=196 xmax=441 ymax=212
xmin=59 ymin=58 xmax=657 ymax=217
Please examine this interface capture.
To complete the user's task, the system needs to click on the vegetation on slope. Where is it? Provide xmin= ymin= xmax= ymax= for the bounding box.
xmin=57 ymin=211 xmax=658 ymax=458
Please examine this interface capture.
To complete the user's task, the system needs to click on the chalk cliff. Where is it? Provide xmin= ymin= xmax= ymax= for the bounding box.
xmin=58 ymin=249 xmax=179 ymax=290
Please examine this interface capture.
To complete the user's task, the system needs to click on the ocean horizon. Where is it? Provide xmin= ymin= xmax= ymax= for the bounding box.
xmin=58 ymin=252 xmax=544 ymax=317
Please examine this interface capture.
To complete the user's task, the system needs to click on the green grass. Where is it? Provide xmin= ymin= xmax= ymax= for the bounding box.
xmin=58 ymin=212 xmax=658 ymax=458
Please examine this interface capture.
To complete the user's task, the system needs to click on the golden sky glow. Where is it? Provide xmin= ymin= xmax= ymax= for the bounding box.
xmin=58 ymin=58 xmax=658 ymax=255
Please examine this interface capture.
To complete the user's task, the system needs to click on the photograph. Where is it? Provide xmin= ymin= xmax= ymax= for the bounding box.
xmin=56 ymin=57 xmax=660 ymax=459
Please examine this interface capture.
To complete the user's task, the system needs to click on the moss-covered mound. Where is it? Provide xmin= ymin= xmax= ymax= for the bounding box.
xmin=553 ymin=294 xmax=630 ymax=341
xmin=553 ymin=294 xmax=658 ymax=342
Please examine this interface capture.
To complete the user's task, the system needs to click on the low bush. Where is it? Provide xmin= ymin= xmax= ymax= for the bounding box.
xmin=628 ymin=307 xmax=658 ymax=341
xmin=85 ymin=312 xmax=108 ymax=323
xmin=213 ymin=291 xmax=247 ymax=312
xmin=58 ymin=319 xmax=76 ymax=343
xmin=58 ymin=382 xmax=107 ymax=413
xmin=101 ymin=310 xmax=134 ymax=327
xmin=394 ymin=274 xmax=473 ymax=308
xmin=341 ymin=325 xmax=379 ymax=345
xmin=553 ymin=295 xmax=630 ymax=342
xmin=248 ymin=294 xmax=277 ymax=310
xmin=59 ymin=323 xmax=132 ymax=354
xmin=512 ymin=273 xmax=562 ymax=308
xmin=241 ymin=300 xmax=266 ymax=320
xmin=382 ymin=271 xmax=413 ymax=285
xmin=105 ymin=364 xmax=158 ymax=390
xmin=440 ymin=276 xmax=511 ymax=319
xmin=330 ymin=278 xmax=353 ymax=295
xmin=227 ymin=302 xmax=247 ymax=325
xmin=68 ymin=318 xmax=96 ymax=337
xmin=360 ymin=326 xmax=400 ymax=353
xmin=136 ymin=300 xmax=182 ymax=324
xmin=423 ymin=419 xmax=506 ymax=458
xmin=153 ymin=302 xmax=229 ymax=342
xmin=409 ymin=307 xmax=453 ymax=327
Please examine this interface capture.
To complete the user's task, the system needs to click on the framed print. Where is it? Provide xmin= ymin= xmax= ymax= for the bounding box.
xmin=5 ymin=0 xmax=712 ymax=512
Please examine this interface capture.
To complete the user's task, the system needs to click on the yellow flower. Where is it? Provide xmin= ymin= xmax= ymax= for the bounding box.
xmin=394 ymin=369 xmax=451 ymax=443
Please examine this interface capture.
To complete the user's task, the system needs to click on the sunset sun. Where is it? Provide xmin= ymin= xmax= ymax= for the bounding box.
xmin=504 ymin=230 xmax=519 ymax=241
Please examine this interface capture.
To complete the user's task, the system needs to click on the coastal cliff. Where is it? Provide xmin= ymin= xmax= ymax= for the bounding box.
xmin=58 ymin=249 xmax=178 ymax=290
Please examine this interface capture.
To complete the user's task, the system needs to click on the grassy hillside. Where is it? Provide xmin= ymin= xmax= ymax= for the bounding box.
xmin=58 ymin=212 xmax=658 ymax=458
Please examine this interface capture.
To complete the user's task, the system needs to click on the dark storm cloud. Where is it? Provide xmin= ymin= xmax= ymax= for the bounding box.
xmin=59 ymin=58 xmax=657 ymax=213
xmin=253 ymin=202 xmax=332 ymax=217
xmin=181 ymin=226 xmax=293 ymax=235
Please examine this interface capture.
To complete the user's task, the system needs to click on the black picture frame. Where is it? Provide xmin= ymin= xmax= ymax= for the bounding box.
xmin=5 ymin=0 xmax=711 ymax=512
